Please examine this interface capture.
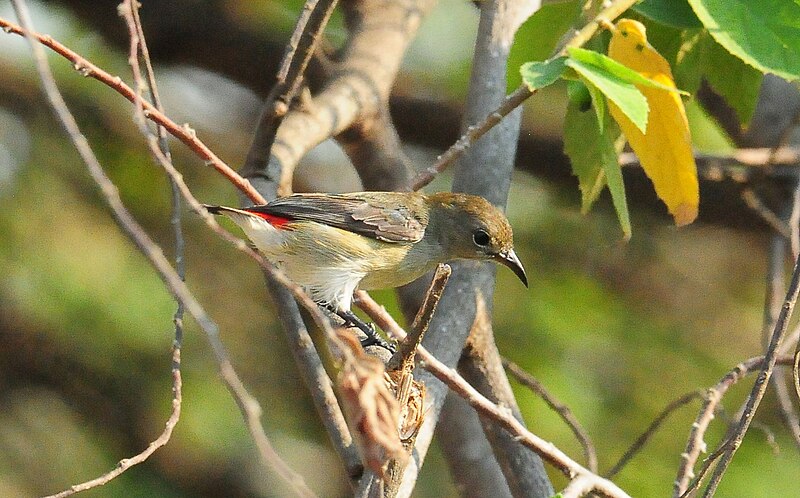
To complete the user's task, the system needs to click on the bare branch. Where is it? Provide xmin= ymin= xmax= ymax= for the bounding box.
xmin=700 ymin=171 xmax=800 ymax=494
xmin=0 ymin=15 xmax=265 ymax=204
xmin=760 ymin=225 xmax=800 ymax=451
xmin=9 ymin=3 xmax=317 ymax=496
xmin=395 ymin=0 xmax=556 ymax=494
xmin=242 ymin=0 xmax=339 ymax=200
xmin=678 ymin=437 xmax=730 ymax=498
xmin=459 ymin=297 xmax=554 ymax=497
xmin=503 ymin=358 xmax=598 ymax=473
xmin=42 ymin=345 xmax=183 ymax=498
xmin=410 ymin=0 xmax=640 ymax=191
xmin=381 ymin=265 xmax=450 ymax=497
xmin=241 ymin=0 xmax=436 ymax=197
xmin=235 ymin=0 xmax=362 ymax=480
xmin=386 ymin=265 xmax=451 ymax=372
xmin=606 ymin=391 xmax=701 ymax=479
xmin=355 ymin=293 xmax=631 ymax=498
xmin=40 ymin=2 xmax=194 ymax=496
xmin=674 ymin=356 xmax=796 ymax=497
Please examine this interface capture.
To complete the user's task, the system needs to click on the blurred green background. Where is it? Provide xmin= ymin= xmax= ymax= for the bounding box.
xmin=1 ymin=1 xmax=799 ymax=497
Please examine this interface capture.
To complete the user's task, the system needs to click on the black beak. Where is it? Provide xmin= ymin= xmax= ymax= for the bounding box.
xmin=495 ymin=249 xmax=528 ymax=287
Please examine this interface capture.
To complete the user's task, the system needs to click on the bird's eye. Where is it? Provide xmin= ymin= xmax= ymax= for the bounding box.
xmin=472 ymin=229 xmax=491 ymax=247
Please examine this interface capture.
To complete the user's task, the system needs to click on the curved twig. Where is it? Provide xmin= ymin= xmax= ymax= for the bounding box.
xmin=606 ymin=391 xmax=701 ymax=479
xmin=503 ymin=358 xmax=599 ymax=473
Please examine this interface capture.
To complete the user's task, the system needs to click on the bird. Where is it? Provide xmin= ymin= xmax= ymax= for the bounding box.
xmin=205 ymin=191 xmax=527 ymax=349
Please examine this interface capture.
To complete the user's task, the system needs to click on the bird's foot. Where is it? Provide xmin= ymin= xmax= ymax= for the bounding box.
xmin=325 ymin=305 xmax=395 ymax=353
xmin=357 ymin=322 xmax=396 ymax=352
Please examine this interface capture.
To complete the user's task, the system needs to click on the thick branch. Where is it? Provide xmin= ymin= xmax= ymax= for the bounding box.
xmin=241 ymin=0 xmax=436 ymax=197
xmin=236 ymin=0 xmax=362 ymax=482
xmin=397 ymin=0 xmax=553 ymax=495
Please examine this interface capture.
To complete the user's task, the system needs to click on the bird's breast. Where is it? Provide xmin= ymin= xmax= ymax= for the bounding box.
xmin=358 ymin=238 xmax=443 ymax=290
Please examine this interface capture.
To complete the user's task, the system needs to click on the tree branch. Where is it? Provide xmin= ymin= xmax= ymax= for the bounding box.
xmin=0 ymin=15 xmax=265 ymax=204
xmin=410 ymin=0 xmax=639 ymax=191
xmin=503 ymin=358 xmax=598 ymax=473
xmin=355 ymin=293 xmax=631 ymax=498
xmin=234 ymin=0 xmax=363 ymax=482
xmin=241 ymin=0 xmax=436 ymax=197
xmin=673 ymin=356 xmax=796 ymax=497
xmin=9 ymin=2 xmax=317 ymax=496
xmin=241 ymin=0 xmax=340 ymax=201
xmin=397 ymin=0 xmax=553 ymax=494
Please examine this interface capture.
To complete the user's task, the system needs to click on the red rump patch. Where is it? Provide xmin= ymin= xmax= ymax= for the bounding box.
xmin=245 ymin=210 xmax=291 ymax=228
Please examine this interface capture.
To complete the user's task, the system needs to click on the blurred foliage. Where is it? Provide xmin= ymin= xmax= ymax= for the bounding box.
xmin=1 ymin=1 xmax=799 ymax=498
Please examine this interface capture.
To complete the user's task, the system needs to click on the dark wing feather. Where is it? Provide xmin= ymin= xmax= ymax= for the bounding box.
xmin=245 ymin=193 xmax=427 ymax=243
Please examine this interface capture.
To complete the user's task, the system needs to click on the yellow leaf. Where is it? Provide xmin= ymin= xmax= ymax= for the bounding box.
xmin=608 ymin=19 xmax=699 ymax=226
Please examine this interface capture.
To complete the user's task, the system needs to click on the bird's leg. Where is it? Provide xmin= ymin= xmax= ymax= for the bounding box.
xmin=323 ymin=304 xmax=395 ymax=352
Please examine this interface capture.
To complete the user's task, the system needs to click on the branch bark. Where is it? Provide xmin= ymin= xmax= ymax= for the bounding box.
xmin=238 ymin=0 xmax=362 ymax=483
xmin=396 ymin=1 xmax=554 ymax=495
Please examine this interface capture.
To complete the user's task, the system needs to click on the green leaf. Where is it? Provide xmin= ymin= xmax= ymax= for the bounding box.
xmin=601 ymin=127 xmax=631 ymax=240
xmin=508 ymin=0 xmax=581 ymax=89
xmin=520 ymin=57 xmax=568 ymax=91
xmin=687 ymin=0 xmax=800 ymax=81
xmin=676 ymin=31 xmax=763 ymax=125
xmin=567 ymin=47 xmax=689 ymax=95
xmin=564 ymin=86 xmax=631 ymax=238
xmin=565 ymin=53 xmax=650 ymax=133
xmin=633 ymin=0 xmax=703 ymax=28
xmin=585 ymin=80 xmax=607 ymax=133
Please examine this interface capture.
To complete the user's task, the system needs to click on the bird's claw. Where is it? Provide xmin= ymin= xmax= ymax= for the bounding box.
xmin=359 ymin=323 xmax=396 ymax=353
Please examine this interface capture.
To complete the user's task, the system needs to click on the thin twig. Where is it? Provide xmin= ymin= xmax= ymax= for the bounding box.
xmin=380 ymin=265 xmax=450 ymax=498
xmin=741 ymin=188 xmax=791 ymax=239
xmin=673 ymin=355 xmax=795 ymax=497
xmin=42 ymin=351 xmax=183 ymax=498
xmin=0 ymin=9 xmax=354 ymax=356
xmin=700 ymin=161 xmax=800 ymax=495
xmin=678 ymin=438 xmax=731 ymax=498
xmin=761 ymin=215 xmax=800 ymax=452
xmin=0 ymin=15 xmax=265 ymax=204
xmin=790 ymin=169 xmax=800 ymax=430
xmin=410 ymin=0 xmax=639 ymax=191
xmin=242 ymin=0 xmax=339 ymax=194
xmin=606 ymin=391 xmax=702 ymax=479
xmin=45 ymin=2 xmax=190 ymax=497
xmin=701 ymin=254 xmax=800 ymax=495
xmin=9 ymin=3 xmax=318 ymax=496
xmin=355 ymin=293 xmax=631 ymax=498
xmin=386 ymin=265 xmax=452 ymax=372
xmin=502 ymin=358 xmax=598 ymax=473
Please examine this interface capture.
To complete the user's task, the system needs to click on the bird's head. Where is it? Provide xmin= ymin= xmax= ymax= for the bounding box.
xmin=427 ymin=193 xmax=528 ymax=287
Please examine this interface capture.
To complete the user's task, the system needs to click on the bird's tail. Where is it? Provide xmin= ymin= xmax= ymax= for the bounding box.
xmin=203 ymin=204 xmax=262 ymax=225
xmin=203 ymin=204 xmax=284 ymax=250
xmin=203 ymin=204 xmax=240 ymax=215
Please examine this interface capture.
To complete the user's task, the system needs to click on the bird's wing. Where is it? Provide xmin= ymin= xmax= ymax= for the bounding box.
xmin=244 ymin=193 xmax=427 ymax=243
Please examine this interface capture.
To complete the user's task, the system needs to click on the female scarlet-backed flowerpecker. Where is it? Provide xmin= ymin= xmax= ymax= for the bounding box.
xmin=205 ymin=192 xmax=527 ymax=345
